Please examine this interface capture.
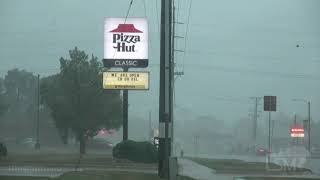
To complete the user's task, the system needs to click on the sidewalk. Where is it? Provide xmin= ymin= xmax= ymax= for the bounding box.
xmin=178 ymin=158 xmax=234 ymax=180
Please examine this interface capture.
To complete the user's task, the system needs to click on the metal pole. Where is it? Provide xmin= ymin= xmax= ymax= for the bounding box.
xmin=268 ymin=111 xmax=271 ymax=165
xmin=159 ymin=0 xmax=172 ymax=178
xmin=170 ymin=1 xmax=175 ymax=156
xmin=149 ymin=110 xmax=152 ymax=140
xmin=253 ymin=97 xmax=258 ymax=146
xmin=308 ymin=101 xmax=311 ymax=152
xmin=123 ymin=68 xmax=129 ymax=141
xmin=35 ymin=74 xmax=40 ymax=150
xmin=16 ymin=87 xmax=20 ymax=144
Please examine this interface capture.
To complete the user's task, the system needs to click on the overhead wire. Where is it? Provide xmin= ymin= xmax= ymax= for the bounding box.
xmin=124 ymin=0 xmax=134 ymax=23
xmin=182 ymin=0 xmax=192 ymax=73
xmin=155 ymin=0 xmax=160 ymax=40
xmin=112 ymin=0 xmax=134 ymax=59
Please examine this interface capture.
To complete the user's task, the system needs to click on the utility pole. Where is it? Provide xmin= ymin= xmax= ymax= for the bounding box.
xmin=253 ymin=98 xmax=258 ymax=143
xmin=149 ymin=110 xmax=152 ymax=141
xmin=171 ymin=1 xmax=185 ymax=156
xmin=308 ymin=101 xmax=311 ymax=152
xmin=250 ymin=97 xmax=261 ymax=150
xmin=35 ymin=74 xmax=40 ymax=150
xmin=268 ymin=111 xmax=271 ymax=164
xmin=293 ymin=113 xmax=297 ymax=146
xmin=171 ymin=1 xmax=176 ymax=156
xmin=15 ymin=87 xmax=20 ymax=144
xmin=123 ymin=67 xmax=129 ymax=141
xmin=159 ymin=0 xmax=173 ymax=178
xmin=271 ymin=120 xmax=275 ymax=139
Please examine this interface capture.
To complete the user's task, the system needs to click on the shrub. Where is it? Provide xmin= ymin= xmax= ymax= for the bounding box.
xmin=113 ymin=140 xmax=158 ymax=163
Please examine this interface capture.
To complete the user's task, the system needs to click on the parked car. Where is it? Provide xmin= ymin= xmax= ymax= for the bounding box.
xmin=256 ymin=147 xmax=270 ymax=156
xmin=87 ymin=137 xmax=113 ymax=150
xmin=19 ymin=138 xmax=37 ymax=148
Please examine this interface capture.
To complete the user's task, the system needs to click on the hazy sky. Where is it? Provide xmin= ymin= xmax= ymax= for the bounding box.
xmin=0 ymin=0 xmax=319 ymax=127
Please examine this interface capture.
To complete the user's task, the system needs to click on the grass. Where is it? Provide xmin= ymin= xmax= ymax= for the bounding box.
xmin=189 ymin=157 xmax=279 ymax=171
xmin=244 ymin=178 xmax=315 ymax=180
xmin=188 ymin=157 xmax=311 ymax=174
xmin=0 ymin=171 xmax=195 ymax=180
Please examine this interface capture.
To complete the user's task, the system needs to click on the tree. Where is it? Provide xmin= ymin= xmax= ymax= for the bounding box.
xmin=1 ymin=69 xmax=37 ymax=139
xmin=0 ymin=78 xmax=6 ymax=116
xmin=41 ymin=47 xmax=122 ymax=154
xmin=4 ymin=69 xmax=37 ymax=100
xmin=0 ymin=92 xmax=7 ymax=117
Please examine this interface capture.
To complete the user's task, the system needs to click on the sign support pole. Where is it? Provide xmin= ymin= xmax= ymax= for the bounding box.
xmin=264 ymin=96 xmax=276 ymax=170
xmin=308 ymin=101 xmax=311 ymax=152
xmin=268 ymin=111 xmax=271 ymax=166
xmin=35 ymin=74 xmax=40 ymax=150
xmin=123 ymin=67 xmax=129 ymax=141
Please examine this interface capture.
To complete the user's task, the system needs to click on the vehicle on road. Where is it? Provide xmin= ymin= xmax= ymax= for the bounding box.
xmin=87 ymin=137 xmax=113 ymax=150
xmin=19 ymin=138 xmax=37 ymax=148
xmin=256 ymin=148 xmax=270 ymax=156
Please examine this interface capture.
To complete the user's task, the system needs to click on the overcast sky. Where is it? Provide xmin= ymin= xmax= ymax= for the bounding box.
xmin=0 ymin=0 xmax=319 ymax=127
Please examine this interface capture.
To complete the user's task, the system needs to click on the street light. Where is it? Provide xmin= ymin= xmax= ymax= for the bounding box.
xmin=292 ymin=98 xmax=311 ymax=152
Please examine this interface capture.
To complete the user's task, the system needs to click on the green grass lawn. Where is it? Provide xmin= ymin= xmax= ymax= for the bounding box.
xmin=244 ymin=177 xmax=316 ymax=180
xmin=189 ymin=157 xmax=279 ymax=171
xmin=0 ymin=171 xmax=194 ymax=180
xmin=188 ymin=157 xmax=311 ymax=174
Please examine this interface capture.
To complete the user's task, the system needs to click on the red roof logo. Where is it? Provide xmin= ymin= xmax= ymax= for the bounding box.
xmin=110 ymin=24 xmax=143 ymax=33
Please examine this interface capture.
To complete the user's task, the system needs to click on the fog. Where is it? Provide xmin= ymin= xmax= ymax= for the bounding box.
xmin=0 ymin=0 xmax=320 ymax=156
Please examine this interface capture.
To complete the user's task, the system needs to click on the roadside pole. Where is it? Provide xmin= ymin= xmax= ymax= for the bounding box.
xmin=264 ymin=96 xmax=276 ymax=170
xmin=35 ymin=74 xmax=40 ymax=150
xmin=308 ymin=101 xmax=311 ymax=152
xmin=268 ymin=111 xmax=271 ymax=166
xmin=123 ymin=68 xmax=129 ymax=141
xmin=159 ymin=0 xmax=173 ymax=178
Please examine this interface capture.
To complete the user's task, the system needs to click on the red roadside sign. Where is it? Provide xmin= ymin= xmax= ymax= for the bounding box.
xmin=290 ymin=124 xmax=305 ymax=138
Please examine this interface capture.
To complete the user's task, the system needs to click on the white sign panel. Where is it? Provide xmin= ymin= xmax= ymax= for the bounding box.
xmin=103 ymin=72 xmax=149 ymax=90
xmin=104 ymin=18 xmax=148 ymax=68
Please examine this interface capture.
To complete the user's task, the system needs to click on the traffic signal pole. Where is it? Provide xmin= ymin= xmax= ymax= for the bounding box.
xmin=159 ymin=0 xmax=173 ymax=178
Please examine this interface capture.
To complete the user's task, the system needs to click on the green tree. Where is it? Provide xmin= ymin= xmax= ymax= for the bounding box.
xmin=0 ymin=78 xmax=5 ymax=116
xmin=0 ymin=78 xmax=7 ymax=116
xmin=41 ymin=47 xmax=122 ymax=154
xmin=2 ymin=69 xmax=37 ymax=139
xmin=4 ymin=69 xmax=37 ymax=99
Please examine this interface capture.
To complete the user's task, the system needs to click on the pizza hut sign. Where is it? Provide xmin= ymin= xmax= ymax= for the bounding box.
xmin=103 ymin=18 xmax=148 ymax=68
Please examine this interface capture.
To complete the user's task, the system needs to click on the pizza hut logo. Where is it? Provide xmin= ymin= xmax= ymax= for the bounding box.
xmin=110 ymin=24 xmax=143 ymax=53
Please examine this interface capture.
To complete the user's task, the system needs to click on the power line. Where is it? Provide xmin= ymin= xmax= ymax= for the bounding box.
xmin=182 ymin=63 xmax=320 ymax=80
xmin=142 ymin=0 xmax=147 ymax=17
xmin=124 ymin=0 xmax=134 ymax=23
xmin=155 ymin=0 xmax=160 ymax=40
xmin=182 ymin=0 xmax=192 ymax=72
xmin=112 ymin=0 xmax=135 ymax=59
